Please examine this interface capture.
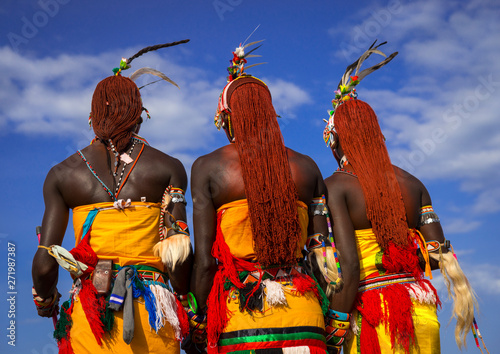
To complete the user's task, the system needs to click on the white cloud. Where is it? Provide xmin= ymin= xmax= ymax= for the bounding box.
xmin=0 ymin=47 xmax=312 ymax=160
xmin=328 ymin=0 xmax=500 ymax=216
xmin=441 ymin=218 xmax=481 ymax=234
xmin=264 ymin=78 xmax=312 ymax=118
xmin=431 ymin=262 xmax=500 ymax=297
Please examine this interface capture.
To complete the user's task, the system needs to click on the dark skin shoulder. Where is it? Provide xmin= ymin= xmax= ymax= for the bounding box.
xmin=32 ymin=140 xmax=191 ymax=300
xmin=190 ymin=144 xmax=328 ymax=310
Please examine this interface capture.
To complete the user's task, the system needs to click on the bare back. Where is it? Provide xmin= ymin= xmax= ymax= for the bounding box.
xmin=193 ymin=144 xmax=325 ymax=210
xmin=325 ymin=165 xmax=429 ymax=230
xmin=33 ymin=140 xmax=189 ymax=298
xmin=51 ymin=141 xmax=185 ymax=208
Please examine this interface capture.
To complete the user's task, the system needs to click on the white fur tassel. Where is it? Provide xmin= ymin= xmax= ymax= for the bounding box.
xmin=263 ymin=279 xmax=287 ymax=307
xmin=407 ymin=282 xmax=437 ymax=305
xmin=153 ymin=234 xmax=191 ymax=271
xmin=149 ymin=284 xmax=182 ymax=340
xmin=310 ymin=248 xmax=343 ymax=297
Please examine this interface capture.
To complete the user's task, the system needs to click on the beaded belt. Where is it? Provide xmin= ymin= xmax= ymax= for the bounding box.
xmin=112 ymin=264 xmax=169 ymax=287
xmin=358 ymin=273 xmax=415 ymax=292
xmin=239 ymin=264 xmax=305 ymax=284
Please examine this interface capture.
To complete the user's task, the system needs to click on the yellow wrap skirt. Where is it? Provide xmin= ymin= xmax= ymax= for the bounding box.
xmin=65 ymin=202 xmax=179 ymax=354
xmin=345 ymin=229 xmax=440 ymax=354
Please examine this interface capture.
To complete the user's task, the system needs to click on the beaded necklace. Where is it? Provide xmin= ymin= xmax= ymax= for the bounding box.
xmin=77 ymin=140 xmax=145 ymax=201
xmin=77 ymin=150 xmax=117 ymax=201
xmin=334 ymin=167 xmax=357 ymax=178
xmin=114 ymin=139 xmax=137 ymax=195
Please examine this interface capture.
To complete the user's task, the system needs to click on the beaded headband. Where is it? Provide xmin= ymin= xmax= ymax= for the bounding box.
xmin=214 ymin=75 xmax=268 ymax=130
xmin=323 ymin=40 xmax=398 ymax=147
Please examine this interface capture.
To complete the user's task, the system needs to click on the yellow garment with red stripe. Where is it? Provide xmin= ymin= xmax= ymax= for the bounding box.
xmin=68 ymin=202 xmax=178 ymax=354
xmin=213 ymin=200 xmax=326 ymax=353
xmin=347 ymin=228 xmax=440 ymax=354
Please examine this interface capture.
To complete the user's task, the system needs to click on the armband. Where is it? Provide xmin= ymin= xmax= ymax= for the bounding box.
xmin=309 ymin=196 xmax=327 ymax=216
xmin=418 ymin=205 xmax=440 ymax=226
xmin=155 ymin=186 xmax=192 ymax=269
xmin=170 ymin=187 xmax=187 ymax=205
xmin=426 ymin=239 xmax=450 ymax=253
xmin=306 ymin=233 xmax=332 ymax=251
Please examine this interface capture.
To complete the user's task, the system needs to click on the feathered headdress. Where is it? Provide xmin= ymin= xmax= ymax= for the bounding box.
xmin=323 ymin=40 xmax=398 ymax=147
xmin=112 ymin=39 xmax=190 ymax=88
xmin=215 ymin=29 xmax=266 ymax=130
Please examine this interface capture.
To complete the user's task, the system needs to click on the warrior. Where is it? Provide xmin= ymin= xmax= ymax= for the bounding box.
xmin=32 ymin=40 xmax=193 ymax=353
xmin=322 ymin=41 xmax=483 ymax=354
xmin=186 ymin=41 xmax=342 ymax=354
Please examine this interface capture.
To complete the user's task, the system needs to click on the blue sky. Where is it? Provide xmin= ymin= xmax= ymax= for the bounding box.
xmin=1 ymin=0 xmax=499 ymax=353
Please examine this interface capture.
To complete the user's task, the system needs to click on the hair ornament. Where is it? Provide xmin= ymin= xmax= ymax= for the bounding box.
xmin=111 ymin=39 xmax=190 ymax=88
xmin=323 ymin=40 xmax=398 ymax=147
xmin=215 ymin=28 xmax=267 ymax=129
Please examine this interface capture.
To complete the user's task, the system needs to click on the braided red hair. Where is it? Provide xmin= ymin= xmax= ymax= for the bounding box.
xmin=229 ymin=82 xmax=302 ymax=266
xmin=91 ymin=75 xmax=142 ymax=152
xmin=335 ymin=100 xmax=409 ymax=249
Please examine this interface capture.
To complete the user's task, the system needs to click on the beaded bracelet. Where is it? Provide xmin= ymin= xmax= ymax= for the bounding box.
xmin=325 ymin=309 xmax=351 ymax=350
xmin=32 ymin=287 xmax=59 ymax=316
xmin=186 ymin=307 xmax=207 ymax=344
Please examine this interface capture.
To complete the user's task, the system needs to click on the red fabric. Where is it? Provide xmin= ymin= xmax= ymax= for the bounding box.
xmin=175 ymin=297 xmax=190 ymax=340
xmin=58 ymin=337 xmax=74 ymax=354
xmin=211 ymin=211 xmax=244 ymax=289
xmin=383 ymin=284 xmax=416 ymax=352
xmin=292 ymin=272 xmax=320 ymax=298
xmin=206 ymin=270 xmax=230 ymax=354
xmin=356 ymin=282 xmax=423 ymax=354
xmin=382 ymin=241 xmax=420 ymax=279
xmin=78 ymin=279 xmax=105 ymax=346
xmin=70 ymin=228 xmax=98 ymax=277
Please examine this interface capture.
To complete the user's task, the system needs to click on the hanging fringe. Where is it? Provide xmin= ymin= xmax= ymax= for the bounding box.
xmin=58 ymin=337 xmax=74 ymax=354
xmin=356 ymin=282 xmax=420 ymax=354
xmin=407 ymin=280 xmax=439 ymax=305
xmin=153 ymin=234 xmax=191 ymax=271
xmin=175 ymin=296 xmax=190 ymax=339
xmin=79 ymin=279 xmax=105 ymax=345
xmin=101 ymin=299 xmax=115 ymax=334
xmin=54 ymin=300 xmax=75 ymax=354
xmin=70 ymin=229 xmax=98 ymax=278
xmin=239 ymin=282 xmax=264 ymax=313
xmin=149 ymin=284 xmax=182 ymax=338
xmin=382 ymin=242 xmax=420 ymax=278
xmin=206 ymin=270 xmax=231 ymax=354
xmin=292 ymin=273 xmax=320 ymax=298
xmin=263 ymin=279 xmax=287 ymax=307
xmin=130 ymin=274 xmax=158 ymax=332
